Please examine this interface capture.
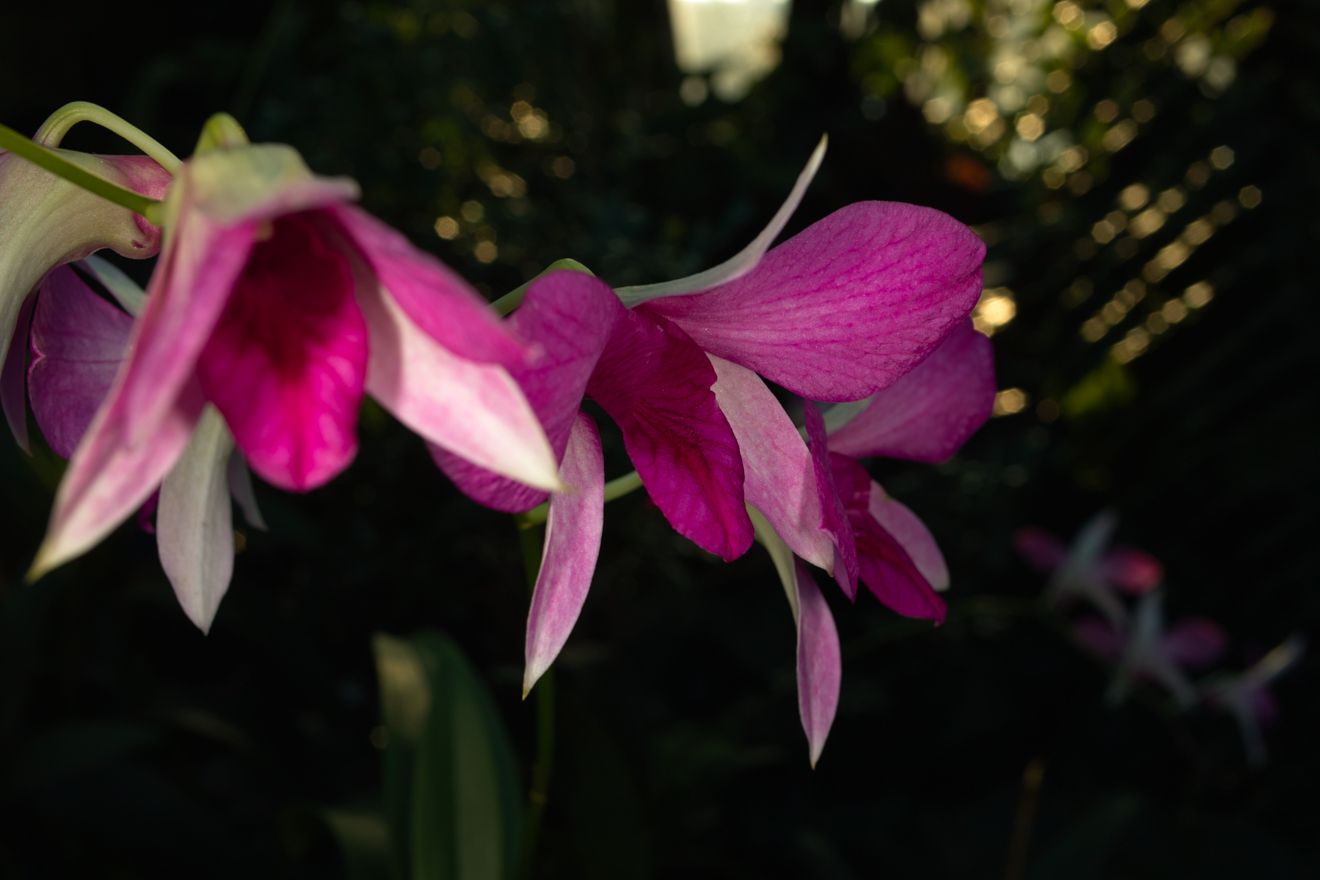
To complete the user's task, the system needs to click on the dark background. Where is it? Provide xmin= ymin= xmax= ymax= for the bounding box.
xmin=2 ymin=0 xmax=1318 ymax=876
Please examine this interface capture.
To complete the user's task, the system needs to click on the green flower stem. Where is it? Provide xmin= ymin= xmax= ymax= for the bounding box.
xmin=517 ymin=523 xmax=556 ymax=880
xmin=33 ymin=101 xmax=181 ymax=172
xmin=492 ymin=258 xmax=594 ymax=316
xmin=0 ymin=122 xmax=163 ymax=224
xmin=517 ymin=469 xmax=643 ymax=529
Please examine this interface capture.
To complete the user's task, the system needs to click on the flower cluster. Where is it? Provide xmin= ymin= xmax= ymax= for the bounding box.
xmin=1017 ymin=512 xmax=1304 ymax=765
xmin=2 ymin=106 xmax=996 ymax=763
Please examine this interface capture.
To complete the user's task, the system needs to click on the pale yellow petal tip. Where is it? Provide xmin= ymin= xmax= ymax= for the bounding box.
xmin=25 ymin=544 xmax=59 ymax=584
xmin=522 ymin=663 xmax=547 ymax=700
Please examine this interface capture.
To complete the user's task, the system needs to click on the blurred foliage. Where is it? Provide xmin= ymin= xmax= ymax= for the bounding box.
xmin=1 ymin=0 xmax=1318 ymax=877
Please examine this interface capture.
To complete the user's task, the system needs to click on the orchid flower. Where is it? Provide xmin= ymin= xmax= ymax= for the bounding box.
xmin=1015 ymin=511 xmax=1163 ymax=628
xmin=23 ymin=261 xmax=265 ymax=626
xmin=433 ymin=140 xmax=986 ymax=742
xmin=1202 ymin=636 xmax=1305 ymax=766
xmin=28 ymin=123 xmax=561 ymax=632
xmin=741 ymin=317 xmax=994 ymax=762
xmin=1072 ymin=591 xmax=1228 ymax=708
xmin=1 ymin=124 xmax=172 ymax=450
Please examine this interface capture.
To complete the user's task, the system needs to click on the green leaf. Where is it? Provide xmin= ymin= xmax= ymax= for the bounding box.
xmin=373 ymin=632 xmax=523 ymax=880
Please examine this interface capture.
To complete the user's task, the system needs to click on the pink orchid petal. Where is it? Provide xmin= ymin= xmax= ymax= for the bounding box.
xmin=120 ymin=212 xmax=254 ymax=449
xmin=793 ymin=559 xmax=842 ymax=768
xmin=31 ymin=380 xmax=205 ymax=578
xmin=433 ymin=270 xmax=621 ymax=512
xmin=330 ymin=205 xmax=528 ymax=366
xmin=28 ymin=266 xmax=132 ymax=458
xmin=709 ymin=355 xmax=834 ymax=571
xmin=642 ymin=202 xmax=985 ymax=402
xmin=830 ymin=453 xmax=945 ymax=622
xmin=827 ymin=320 xmax=995 ymax=462
xmin=748 ymin=506 xmax=842 ymax=767
xmin=1099 ymin=547 xmax=1163 ymax=594
xmin=615 ymin=136 xmax=827 ymax=306
xmin=156 ymin=408 xmax=235 ymax=633
xmin=1013 ymin=527 xmax=1067 ymax=574
xmin=1162 ymin=617 xmax=1229 ymax=668
xmin=804 ymin=405 xmax=858 ymax=596
xmin=868 ymin=484 xmax=949 ymax=592
xmin=587 ymin=309 xmax=752 ymax=561
xmin=524 ymin=413 xmax=605 ymax=695
xmin=2 ymin=291 xmax=35 ymax=451
xmin=355 ymin=263 xmax=561 ymax=492
xmin=226 ymin=454 xmax=267 ymax=530
xmin=195 ymin=215 xmax=367 ymax=491
xmin=1072 ymin=616 xmax=1123 ymax=659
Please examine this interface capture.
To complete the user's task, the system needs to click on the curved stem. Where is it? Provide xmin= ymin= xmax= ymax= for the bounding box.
xmin=518 ymin=469 xmax=642 ymax=529
xmin=34 ymin=102 xmax=181 ymax=172
xmin=0 ymin=122 xmax=163 ymax=225
xmin=517 ymin=524 xmax=555 ymax=880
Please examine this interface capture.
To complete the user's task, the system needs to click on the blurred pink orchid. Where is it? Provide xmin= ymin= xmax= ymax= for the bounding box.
xmin=1203 ymin=636 xmax=1305 ymax=766
xmin=28 ymin=142 xmax=560 ymax=630
xmin=1073 ymin=591 xmax=1228 ymax=707
xmin=1016 ymin=511 xmax=1163 ymax=628
xmin=1 ymin=134 xmax=171 ymax=451
xmin=434 ymin=142 xmax=988 ymax=766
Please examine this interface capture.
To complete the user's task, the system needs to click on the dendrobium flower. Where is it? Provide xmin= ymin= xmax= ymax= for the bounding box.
xmin=28 ymin=140 xmax=561 ymax=630
xmin=1072 ymin=591 xmax=1227 ymax=707
xmin=23 ymin=262 xmax=265 ymax=626
xmin=1016 ymin=511 xmax=1163 ymax=628
xmin=432 ymin=142 xmax=989 ymax=767
xmin=1202 ymin=636 xmax=1304 ymax=766
xmin=0 ymin=133 xmax=171 ymax=450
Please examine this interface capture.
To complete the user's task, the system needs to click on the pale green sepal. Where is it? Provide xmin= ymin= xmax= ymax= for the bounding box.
xmin=194 ymin=113 xmax=250 ymax=153
xmin=81 ymin=255 xmax=146 ymax=316
xmin=182 ymin=143 xmax=360 ymax=226
xmin=749 ymin=504 xmax=801 ymax=621
xmin=157 ymin=407 xmax=235 ymax=634
xmin=615 ymin=134 xmax=827 ymax=307
xmin=492 ymin=257 xmax=595 ymax=316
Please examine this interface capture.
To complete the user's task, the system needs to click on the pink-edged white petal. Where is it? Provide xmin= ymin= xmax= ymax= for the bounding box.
xmin=642 ymin=201 xmax=985 ymax=402
xmin=524 ymin=413 xmax=605 ymax=696
xmin=330 ymin=204 xmax=529 ymax=366
xmin=195 ymin=215 xmax=367 ymax=491
xmin=615 ymin=136 xmax=827 ymax=307
xmin=587 ymin=308 xmax=752 ymax=561
xmin=749 ymin=505 xmax=841 ymax=767
xmin=433 ymin=270 xmax=621 ymax=512
xmin=710 ymin=355 xmax=833 ymax=570
xmin=827 ymin=320 xmax=995 ymax=462
xmin=355 ymin=265 xmax=561 ymax=492
xmin=2 ymin=291 xmax=34 ymax=451
xmin=28 ymin=265 xmax=132 ymax=458
xmin=156 ymin=407 xmax=236 ymax=633
xmin=793 ymin=560 xmax=842 ymax=768
xmin=868 ymin=484 xmax=950 ymax=592
xmin=30 ymin=381 xmax=205 ymax=579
